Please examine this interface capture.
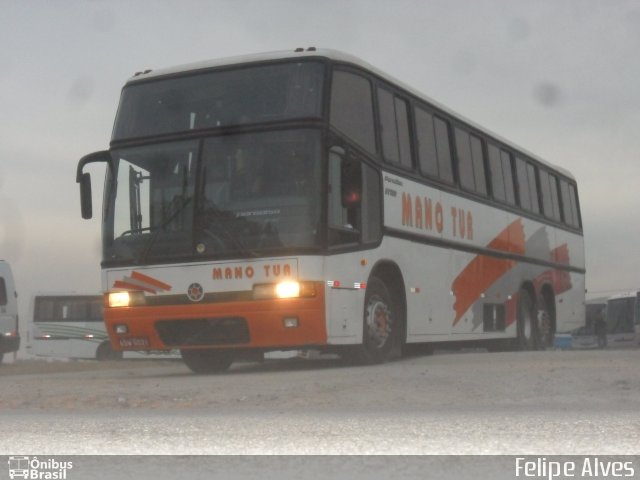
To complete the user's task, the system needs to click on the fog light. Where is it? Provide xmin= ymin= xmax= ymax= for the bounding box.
xmin=115 ymin=324 xmax=128 ymax=335
xmin=283 ymin=317 xmax=299 ymax=328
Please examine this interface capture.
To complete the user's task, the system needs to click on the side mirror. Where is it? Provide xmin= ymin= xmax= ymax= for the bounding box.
xmin=76 ymin=150 xmax=112 ymax=220
xmin=80 ymin=172 xmax=93 ymax=219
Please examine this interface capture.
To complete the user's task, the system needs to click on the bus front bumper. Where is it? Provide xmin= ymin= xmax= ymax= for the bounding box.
xmin=104 ymin=286 xmax=327 ymax=352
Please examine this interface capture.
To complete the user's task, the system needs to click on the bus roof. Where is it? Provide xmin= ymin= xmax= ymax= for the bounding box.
xmin=586 ymin=297 xmax=608 ymax=305
xmin=126 ymin=47 xmax=574 ymax=180
xmin=33 ymin=292 xmax=101 ymax=298
xmin=607 ymin=290 xmax=640 ymax=301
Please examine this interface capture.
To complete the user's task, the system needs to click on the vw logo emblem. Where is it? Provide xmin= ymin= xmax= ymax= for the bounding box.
xmin=187 ymin=283 xmax=204 ymax=302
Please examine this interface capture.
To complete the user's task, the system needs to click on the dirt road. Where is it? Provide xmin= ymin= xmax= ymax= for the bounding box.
xmin=2 ymin=349 xmax=639 ymax=414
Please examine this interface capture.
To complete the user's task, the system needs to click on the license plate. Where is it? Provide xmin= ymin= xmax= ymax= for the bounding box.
xmin=119 ymin=337 xmax=150 ymax=349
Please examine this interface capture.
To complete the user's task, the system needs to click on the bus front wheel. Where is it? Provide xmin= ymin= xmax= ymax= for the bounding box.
xmin=96 ymin=341 xmax=123 ymax=361
xmin=344 ymin=277 xmax=396 ymax=365
xmin=181 ymin=348 xmax=234 ymax=374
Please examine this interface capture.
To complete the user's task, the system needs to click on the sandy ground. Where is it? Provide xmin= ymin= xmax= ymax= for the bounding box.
xmin=1 ymin=348 xmax=639 ymax=413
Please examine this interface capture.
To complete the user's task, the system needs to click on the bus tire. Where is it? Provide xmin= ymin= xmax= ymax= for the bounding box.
xmin=516 ymin=289 xmax=536 ymax=351
xmin=181 ymin=348 xmax=234 ymax=374
xmin=96 ymin=341 xmax=123 ymax=361
xmin=344 ymin=277 xmax=396 ymax=365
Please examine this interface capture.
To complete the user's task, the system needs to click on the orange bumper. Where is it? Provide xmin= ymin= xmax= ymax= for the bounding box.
xmin=105 ymin=284 xmax=327 ymax=351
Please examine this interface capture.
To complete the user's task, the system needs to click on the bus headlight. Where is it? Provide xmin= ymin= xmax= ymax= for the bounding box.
xmin=107 ymin=291 xmax=145 ymax=308
xmin=275 ymin=281 xmax=300 ymax=299
xmin=253 ymin=281 xmax=316 ymax=300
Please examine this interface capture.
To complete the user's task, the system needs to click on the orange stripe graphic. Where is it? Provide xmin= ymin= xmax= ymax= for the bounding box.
xmin=130 ymin=271 xmax=172 ymax=292
xmin=451 ymin=219 xmax=526 ymax=326
xmin=113 ymin=280 xmax=158 ymax=294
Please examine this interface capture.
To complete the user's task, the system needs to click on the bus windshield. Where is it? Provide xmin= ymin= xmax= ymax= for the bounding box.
xmin=112 ymin=61 xmax=325 ymax=140
xmin=105 ymin=129 xmax=322 ymax=264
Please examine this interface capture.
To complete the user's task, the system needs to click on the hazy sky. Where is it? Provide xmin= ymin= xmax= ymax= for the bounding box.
xmin=1 ymin=0 xmax=639 ymax=324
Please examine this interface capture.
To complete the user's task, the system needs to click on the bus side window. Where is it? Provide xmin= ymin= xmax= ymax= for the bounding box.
xmin=328 ymin=146 xmax=381 ymax=246
xmin=330 ymin=70 xmax=376 ymax=155
xmin=378 ymin=88 xmax=412 ymax=169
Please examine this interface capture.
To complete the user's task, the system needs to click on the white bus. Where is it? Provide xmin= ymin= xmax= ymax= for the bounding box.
xmin=29 ymin=293 xmax=125 ymax=360
xmin=604 ymin=290 xmax=640 ymax=348
xmin=29 ymin=293 xmax=177 ymax=360
xmin=0 ymin=260 xmax=20 ymax=363
xmin=76 ymin=48 xmax=585 ymax=373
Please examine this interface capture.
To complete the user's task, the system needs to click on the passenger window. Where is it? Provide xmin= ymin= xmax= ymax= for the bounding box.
xmin=330 ymin=71 xmax=376 ymax=154
xmin=434 ymin=117 xmax=454 ymax=183
xmin=455 ymin=129 xmax=474 ymax=191
xmin=515 ymin=157 xmax=539 ymax=213
xmin=455 ymin=128 xmax=487 ymax=195
xmin=540 ymin=170 xmax=561 ymax=221
xmin=414 ymin=107 xmax=438 ymax=177
xmin=568 ymin=184 xmax=580 ymax=227
xmin=526 ymin=163 xmax=540 ymax=213
xmin=488 ymin=144 xmax=505 ymax=202
xmin=470 ymin=135 xmax=487 ymax=195
xmin=515 ymin=157 xmax=531 ymax=211
xmin=539 ymin=170 xmax=553 ymax=218
xmin=549 ymin=175 xmax=561 ymax=220
xmin=395 ymin=97 xmax=412 ymax=168
xmin=501 ymin=151 xmax=516 ymax=205
xmin=377 ymin=88 xmax=411 ymax=168
xmin=560 ymin=182 xmax=580 ymax=228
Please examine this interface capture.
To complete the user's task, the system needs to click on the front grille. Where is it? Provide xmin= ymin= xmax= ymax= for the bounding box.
xmin=145 ymin=291 xmax=253 ymax=306
xmin=155 ymin=317 xmax=250 ymax=346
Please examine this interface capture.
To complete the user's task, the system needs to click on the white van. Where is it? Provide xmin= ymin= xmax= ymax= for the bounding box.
xmin=0 ymin=260 xmax=20 ymax=363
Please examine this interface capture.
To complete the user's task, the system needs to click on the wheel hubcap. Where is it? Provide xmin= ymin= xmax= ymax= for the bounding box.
xmin=366 ymin=297 xmax=391 ymax=348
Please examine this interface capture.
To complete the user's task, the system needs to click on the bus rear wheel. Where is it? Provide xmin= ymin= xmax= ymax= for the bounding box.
xmin=181 ymin=348 xmax=234 ymax=374
xmin=516 ymin=289 xmax=537 ymax=351
xmin=344 ymin=277 xmax=396 ymax=365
